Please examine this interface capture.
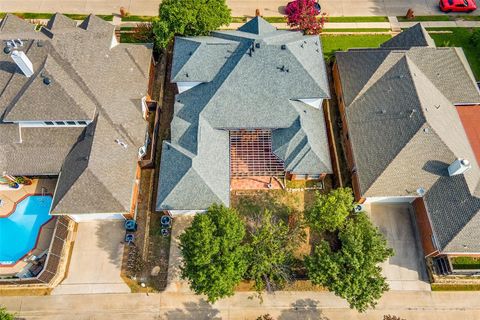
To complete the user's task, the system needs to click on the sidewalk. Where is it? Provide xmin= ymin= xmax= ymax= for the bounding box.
xmin=2 ymin=290 xmax=480 ymax=319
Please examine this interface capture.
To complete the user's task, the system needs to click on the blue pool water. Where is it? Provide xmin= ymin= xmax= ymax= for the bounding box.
xmin=0 ymin=195 xmax=53 ymax=265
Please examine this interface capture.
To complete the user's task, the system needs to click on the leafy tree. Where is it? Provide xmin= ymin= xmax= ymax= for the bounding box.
xmin=285 ymin=0 xmax=326 ymax=35
xmin=246 ymin=210 xmax=304 ymax=293
xmin=306 ymin=212 xmax=394 ymax=312
xmin=0 ymin=306 xmax=15 ymax=320
xmin=152 ymin=0 xmax=231 ymax=48
xmin=179 ymin=204 xmax=248 ymax=303
xmin=305 ymin=187 xmax=354 ymax=233
xmin=471 ymin=28 xmax=480 ymax=49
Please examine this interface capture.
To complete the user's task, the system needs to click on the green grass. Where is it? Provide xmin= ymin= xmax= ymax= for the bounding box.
xmin=428 ymin=27 xmax=480 ymax=79
xmin=327 ymin=16 xmax=389 ymax=22
xmin=120 ymin=32 xmax=141 ymax=43
xmin=450 ymin=257 xmax=480 ymax=270
xmin=121 ymin=15 xmax=156 ymax=22
xmin=263 ymin=16 xmax=288 ymax=23
xmin=398 ymin=15 xmax=480 ymax=22
xmin=231 ymin=16 xmax=248 ymax=23
xmin=431 ymin=283 xmax=480 ymax=291
xmin=321 ymin=34 xmax=391 ymax=60
xmin=397 ymin=15 xmax=450 ymax=22
xmin=322 ymin=28 xmax=391 ymax=32
xmin=0 ymin=12 xmax=113 ymax=21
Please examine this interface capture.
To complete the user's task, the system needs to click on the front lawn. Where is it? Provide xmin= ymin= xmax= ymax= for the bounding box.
xmin=450 ymin=257 xmax=480 ymax=270
xmin=398 ymin=15 xmax=480 ymax=22
xmin=321 ymin=34 xmax=391 ymax=60
xmin=428 ymin=28 xmax=480 ymax=79
xmin=327 ymin=16 xmax=389 ymax=22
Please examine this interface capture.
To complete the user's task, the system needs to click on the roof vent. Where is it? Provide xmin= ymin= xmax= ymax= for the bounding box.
xmin=281 ymin=44 xmax=286 ymax=50
xmin=3 ymin=46 xmax=11 ymax=54
xmin=10 ymin=50 xmax=34 ymax=77
xmin=43 ymin=77 xmax=52 ymax=85
xmin=448 ymin=159 xmax=471 ymax=176
xmin=37 ymin=40 xmax=44 ymax=47
xmin=416 ymin=187 xmax=426 ymax=197
xmin=255 ymin=43 xmax=260 ymax=49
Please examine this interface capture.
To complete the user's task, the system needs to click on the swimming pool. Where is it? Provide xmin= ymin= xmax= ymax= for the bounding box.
xmin=0 ymin=195 xmax=53 ymax=265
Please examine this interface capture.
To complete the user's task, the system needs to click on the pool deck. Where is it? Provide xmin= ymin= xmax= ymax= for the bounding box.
xmin=0 ymin=178 xmax=57 ymax=217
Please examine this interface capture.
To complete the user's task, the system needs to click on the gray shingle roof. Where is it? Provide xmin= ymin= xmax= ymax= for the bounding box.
xmin=238 ymin=16 xmax=277 ymax=35
xmin=335 ymin=24 xmax=480 ymax=253
xmin=157 ymin=17 xmax=332 ymax=210
xmin=381 ymin=23 xmax=436 ymax=49
xmin=0 ymin=14 xmax=152 ymax=215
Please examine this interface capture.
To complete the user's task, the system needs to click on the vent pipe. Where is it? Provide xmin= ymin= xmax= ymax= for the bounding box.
xmin=10 ymin=50 xmax=34 ymax=77
xmin=448 ymin=159 xmax=471 ymax=176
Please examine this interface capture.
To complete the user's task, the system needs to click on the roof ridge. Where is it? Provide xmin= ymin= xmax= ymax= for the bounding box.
xmin=349 ymin=52 xmax=403 ymax=107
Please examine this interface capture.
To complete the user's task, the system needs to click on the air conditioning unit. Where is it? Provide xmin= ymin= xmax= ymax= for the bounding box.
xmin=354 ymin=204 xmax=365 ymax=213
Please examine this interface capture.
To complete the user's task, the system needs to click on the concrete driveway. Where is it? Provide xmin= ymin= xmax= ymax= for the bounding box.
xmin=367 ymin=203 xmax=431 ymax=291
xmin=52 ymin=220 xmax=130 ymax=295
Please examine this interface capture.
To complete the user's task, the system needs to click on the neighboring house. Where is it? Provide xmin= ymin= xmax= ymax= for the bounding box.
xmin=334 ymin=24 xmax=480 ymax=262
xmin=156 ymin=17 xmax=333 ymax=212
xmin=0 ymin=13 xmax=154 ymax=222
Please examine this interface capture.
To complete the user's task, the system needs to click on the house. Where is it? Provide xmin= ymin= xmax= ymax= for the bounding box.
xmin=0 ymin=13 xmax=154 ymax=222
xmin=333 ymin=24 xmax=480 ymax=263
xmin=156 ymin=17 xmax=333 ymax=212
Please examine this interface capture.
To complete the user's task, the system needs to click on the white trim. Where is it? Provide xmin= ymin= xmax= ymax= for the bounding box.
xmin=364 ymin=196 xmax=417 ymax=204
xmin=17 ymin=120 xmax=91 ymax=128
xmin=177 ymin=82 xmax=202 ymax=93
xmin=68 ymin=213 xmax=126 ymax=222
xmin=168 ymin=210 xmax=206 ymax=216
xmin=298 ymin=98 xmax=323 ymax=109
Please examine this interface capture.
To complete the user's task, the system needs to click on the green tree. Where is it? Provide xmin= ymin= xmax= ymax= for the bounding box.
xmin=305 ymin=187 xmax=354 ymax=233
xmin=180 ymin=204 xmax=248 ymax=303
xmin=246 ymin=210 xmax=304 ymax=293
xmin=306 ymin=213 xmax=394 ymax=312
xmin=0 ymin=306 xmax=15 ymax=320
xmin=152 ymin=0 xmax=231 ymax=48
xmin=471 ymin=28 xmax=480 ymax=49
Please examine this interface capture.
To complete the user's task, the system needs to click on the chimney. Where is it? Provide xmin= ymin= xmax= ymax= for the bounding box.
xmin=448 ymin=159 xmax=471 ymax=176
xmin=10 ymin=50 xmax=34 ymax=77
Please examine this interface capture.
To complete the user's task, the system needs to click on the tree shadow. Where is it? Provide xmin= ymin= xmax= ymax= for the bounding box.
xmin=163 ymin=299 xmax=221 ymax=320
xmin=278 ymin=299 xmax=330 ymax=320
xmin=94 ymin=220 xmax=124 ymax=265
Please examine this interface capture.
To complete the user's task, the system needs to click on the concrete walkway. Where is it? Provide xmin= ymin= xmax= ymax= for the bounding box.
xmin=1 ymin=0 xmax=480 ymax=17
xmin=2 ymin=290 xmax=480 ymax=319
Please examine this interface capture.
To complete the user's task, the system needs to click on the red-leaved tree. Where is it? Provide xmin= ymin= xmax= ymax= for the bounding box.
xmin=285 ymin=0 xmax=326 ymax=35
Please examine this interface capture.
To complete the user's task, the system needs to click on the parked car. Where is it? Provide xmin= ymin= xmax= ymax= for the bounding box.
xmin=439 ymin=0 xmax=477 ymax=12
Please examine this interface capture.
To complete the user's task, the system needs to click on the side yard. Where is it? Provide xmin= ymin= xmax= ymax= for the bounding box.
xmin=428 ymin=27 xmax=480 ymax=79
